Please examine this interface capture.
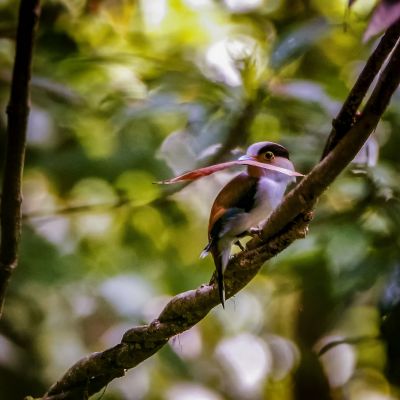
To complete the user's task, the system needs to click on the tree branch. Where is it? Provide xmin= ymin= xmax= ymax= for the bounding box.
xmin=249 ymin=31 xmax=400 ymax=245
xmin=38 ymin=213 xmax=310 ymax=400
xmin=317 ymin=335 xmax=380 ymax=357
xmin=321 ymin=19 xmax=400 ymax=158
xmin=35 ymin=28 xmax=400 ymax=400
xmin=0 ymin=0 xmax=41 ymax=317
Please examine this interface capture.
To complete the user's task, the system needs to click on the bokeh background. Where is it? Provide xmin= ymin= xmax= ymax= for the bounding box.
xmin=1 ymin=0 xmax=400 ymax=399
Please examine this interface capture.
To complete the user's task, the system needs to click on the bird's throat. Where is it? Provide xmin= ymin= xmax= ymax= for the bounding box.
xmin=247 ymin=165 xmax=268 ymax=178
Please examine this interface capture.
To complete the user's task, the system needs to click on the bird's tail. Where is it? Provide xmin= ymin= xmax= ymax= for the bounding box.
xmin=210 ymin=244 xmax=229 ymax=308
xmin=201 ymin=239 xmax=230 ymax=308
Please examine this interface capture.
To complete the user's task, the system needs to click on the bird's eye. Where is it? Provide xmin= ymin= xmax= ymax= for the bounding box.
xmin=264 ymin=151 xmax=274 ymax=160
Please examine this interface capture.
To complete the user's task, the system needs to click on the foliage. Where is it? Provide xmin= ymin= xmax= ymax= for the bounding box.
xmin=0 ymin=0 xmax=400 ymax=399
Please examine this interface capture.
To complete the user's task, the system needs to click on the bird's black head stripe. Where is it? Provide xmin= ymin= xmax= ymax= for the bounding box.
xmin=257 ymin=143 xmax=289 ymax=159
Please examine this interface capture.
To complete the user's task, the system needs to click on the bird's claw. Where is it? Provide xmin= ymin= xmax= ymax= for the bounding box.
xmin=249 ymin=227 xmax=263 ymax=239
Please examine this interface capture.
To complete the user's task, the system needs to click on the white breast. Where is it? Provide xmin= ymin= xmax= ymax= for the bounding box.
xmin=247 ymin=176 xmax=288 ymax=226
xmin=223 ymin=176 xmax=291 ymax=238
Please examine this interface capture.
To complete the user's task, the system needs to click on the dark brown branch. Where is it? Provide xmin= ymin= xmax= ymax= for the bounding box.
xmin=36 ymin=28 xmax=400 ymax=400
xmin=0 ymin=0 xmax=41 ymax=317
xmin=250 ymin=35 xmax=400 ymax=245
xmin=321 ymin=18 xmax=400 ymax=158
xmin=39 ymin=213 xmax=310 ymax=400
xmin=23 ymin=19 xmax=399 ymax=223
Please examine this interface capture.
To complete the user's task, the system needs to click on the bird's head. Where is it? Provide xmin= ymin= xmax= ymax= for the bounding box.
xmin=238 ymin=141 xmax=294 ymax=179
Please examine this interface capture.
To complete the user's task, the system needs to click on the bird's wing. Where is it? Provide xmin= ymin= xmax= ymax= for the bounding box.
xmin=205 ymin=173 xmax=259 ymax=308
xmin=208 ymin=172 xmax=259 ymax=236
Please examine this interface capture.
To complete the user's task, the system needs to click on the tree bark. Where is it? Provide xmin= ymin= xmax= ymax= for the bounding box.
xmin=0 ymin=0 xmax=41 ymax=318
xmin=36 ymin=28 xmax=400 ymax=400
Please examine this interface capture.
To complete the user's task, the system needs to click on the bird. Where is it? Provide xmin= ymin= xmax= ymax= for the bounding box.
xmin=201 ymin=141 xmax=296 ymax=307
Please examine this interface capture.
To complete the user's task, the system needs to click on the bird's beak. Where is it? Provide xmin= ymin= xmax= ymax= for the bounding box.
xmin=238 ymin=155 xmax=255 ymax=161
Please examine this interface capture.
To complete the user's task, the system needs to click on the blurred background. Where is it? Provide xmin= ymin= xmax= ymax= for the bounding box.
xmin=1 ymin=0 xmax=400 ymax=399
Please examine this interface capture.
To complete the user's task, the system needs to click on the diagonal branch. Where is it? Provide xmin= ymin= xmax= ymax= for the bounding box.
xmin=0 ymin=0 xmax=41 ymax=318
xmin=35 ymin=31 xmax=400 ymax=399
xmin=321 ymin=18 xmax=400 ymax=158
xmin=40 ymin=213 xmax=311 ymax=400
xmin=251 ymin=31 xmax=400 ymax=245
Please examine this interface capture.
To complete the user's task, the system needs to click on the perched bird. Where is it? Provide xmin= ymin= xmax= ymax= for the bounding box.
xmin=201 ymin=141 xmax=296 ymax=307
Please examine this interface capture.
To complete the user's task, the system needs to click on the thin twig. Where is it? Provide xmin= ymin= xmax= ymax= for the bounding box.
xmin=0 ymin=0 xmax=41 ymax=317
xmin=317 ymin=335 xmax=381 ymax=357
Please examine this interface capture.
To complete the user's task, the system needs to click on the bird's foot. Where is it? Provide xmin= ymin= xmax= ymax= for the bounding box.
xmin=249 ymin=227 xmax=263 ymax=239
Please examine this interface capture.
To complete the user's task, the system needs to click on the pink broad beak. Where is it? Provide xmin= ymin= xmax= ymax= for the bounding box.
xmin=157 ymin=158 xmax=304 ymax=185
